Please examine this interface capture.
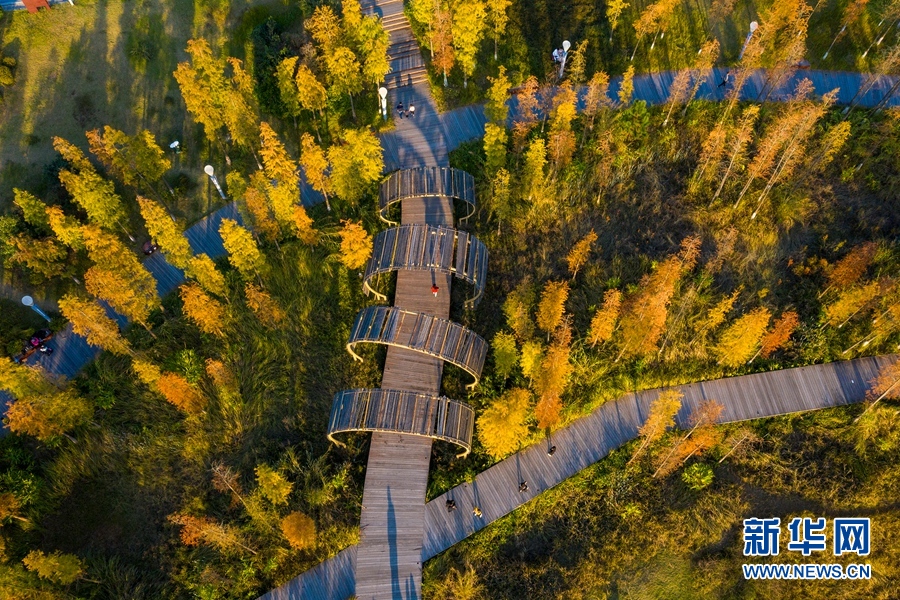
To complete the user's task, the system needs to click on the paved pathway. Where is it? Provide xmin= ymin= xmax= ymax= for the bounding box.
xmin=260 ymin=354 xmax=896 ymax=599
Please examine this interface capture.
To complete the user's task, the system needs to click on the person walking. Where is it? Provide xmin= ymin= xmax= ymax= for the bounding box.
xmin=472 ymin=506 xmax=483 ymax=517
xmin=408 ymin=102 xmax=416 ymax=117
xmin=431 ymin=284 xmax=440 ymax=297
xmin=548 ymin=445 xmax=557 ymax=456
xmin=397 ymin=101 xmax=405 ymax=118
xmin=518 ymin=481 xmax=528 ymax=493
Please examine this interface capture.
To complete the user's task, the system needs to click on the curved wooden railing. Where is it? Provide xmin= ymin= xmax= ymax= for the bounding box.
xmin=346 ymin=306 xmax=487 ymax=388
xmin=378 ymin=167 xmax=476 ymax=225
xmin=327 ymin=388 xmax=475 ymax=456
xmin=363 ymin=224 xmax=488 ymax=307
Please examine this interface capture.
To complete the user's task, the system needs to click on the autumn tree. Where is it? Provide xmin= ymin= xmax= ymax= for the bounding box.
xmin=433 ymin=4 xmax=455 ymax=86
xmin=338 ymin=220 xmax=373 ymax=270
xmin=82 ymin=227 xmax=160 ymax=330
xmin=6 ymin=389 xmax=93 ymax=442
xmin=137 ymin=195 xmax=192 ymax=270
xmin=245 ymin=283 xmax=287 ymax=327
xmin=485 ymin=65 xmax=510 ymax=123
xmin=534 ymin=323 xmax=573 ymax=429
xmin=13 ymin=189 xmax=49 ymax=231
xmin=858 ymin=359 xmax=900 ymax=419
xmin=256 ymin=464 xmax=293 ymax=505
xmin=7 ymin=235 xmax=67 ymax=282
xmin=295 ymin=64 xmax=328 ymax=140
xmin=187 ymin=254 xmax=227 ymax=297
xmin=180 ymin=283 xmax=227 ymax=337
xmin=628 ymin=389 xmax=683 ymax=465
xmin=536 ymin=280 xmax=569 ymax=337
xmin=710 ymin=105 xmax=761 ymax=202
xmin=825 ymin=280 xmax=881 ymax=328
xmin=220 ymin=218 xmax=265 ymax=280
xmin=53 ymin=137 xmax=127 ymax=231
xmin=477 ymin=387 xmax=531 ymax=458
xmin=607 ymin=0 xmax=629 ymax=38
xmin=503 ymin=277 xmax=535 ymax=341
xmin=582 ymin=71 xmax=611 ymax=144
xmin=282 ymin=511 xmax=317 ymax=550
xmin=824 ymin=242 xmax=878 ymax=295
xmin=452 ymin=0 xmax=486 ymax=87
xmin=157 ymin=372 xmax=206 ymax=414
xmin=238 ymin=172 xmax=280 ymax=243
xmin=46 ymin=206 xmax=85 ymax=250
xmin=618 ymin=65 xmax=635 ymax=105
xmin=548 ymin=82 xmax=577 ymax=169
xmin=300 ymin=133 xmax=332 ymax=211
xmin=326 ymin=46 xmax=363 ymax=118
xmin=492 ymin=331 xmax=518 ymax=379
xmin=485 ymin=0 xmax=510 ymax=59
xmin=754 ymin=310 xmax=799 ymax=361
xmin=715 ymin=307 xmax=771 ymax=367
xmin=22 ymin=551 xmax=84 ymax=585
xmin=519 ymin=340 xmax=543 ymax=381
xmin=59 ymin=294 xmax=130 ymax=356
xmin=132 ymin=358 xmax=162 ymax=388
xmin=173 ymin=39 xmax=229 ymax=147
xmin=483 ymin=122 xmax=508 ymax=174
xmin=86 ymin=126 xmax=171 ymax=188
xmin=618 ymin=236 xmax=700 ymax=359
xmin=653 ymin=399 xmax=724 ymax=477
xmin=168 ymin=512 xmax=256 ymax=554
xmin=328 ymin=128 xmax=383 ymax=204
xmin=588 ymin=289 xmax=622 ymax=347
xmin=259 ymin=122 xmax=306 ymax=233
xmin=513 ymin=76 xmax=539 ymax=151
xmin=566 ymin=230 xmax=597 ymax=279
xmin=522 ymin=137 xmax=547 ymax=201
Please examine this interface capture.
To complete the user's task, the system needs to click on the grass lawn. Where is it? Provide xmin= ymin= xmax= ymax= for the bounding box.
xmin=0 ymin=0 xmax=300 ymax=220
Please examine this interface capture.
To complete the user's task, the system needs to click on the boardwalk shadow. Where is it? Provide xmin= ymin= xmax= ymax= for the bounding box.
xmin=388 ymin=487 xmax=401 ymax=599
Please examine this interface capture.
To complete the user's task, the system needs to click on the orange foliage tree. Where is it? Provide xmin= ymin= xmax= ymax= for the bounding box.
xmin=715 ymin=307 xmax=771 ymax=367
xmin=180 ymin=283 xmax=227 ymax=337
xmin=157 ymin=372 xmax=206 ymax=414
xmin=282 ymin=511 xmax=317 ymax=550
xmin=587 ymin=289 xmax=622 ymax=347
xmin=628 ymin=389 xmax=682 ymax=466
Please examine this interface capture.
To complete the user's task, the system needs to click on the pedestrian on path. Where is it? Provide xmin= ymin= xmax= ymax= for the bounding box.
xmin=397 ymin=102 xmax=405 ymax=118
xmin=473 ymin=506 xmax=483 ymax=517
xmin=408 ymin=102 xmax=416 ymax=117
xmin=446 ymin=498 xmax=456 ymax=512
xmin=519 ymin=481 xmax=528 ymax=493
xmin=548 ymin=445 xmax=557 ymax=456
xmin=431 ymin=284 xmax=440 ymax=297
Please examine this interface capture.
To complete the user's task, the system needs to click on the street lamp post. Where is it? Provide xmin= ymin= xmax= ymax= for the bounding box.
xmin=204 ymin=165 xmax=227 ymax=200
xmin=21 ymin=296 xmax=51 ymax=323
xmin=379 ymin=87 xmax=388 ymax=121
xmin=559 ymin=40 xmax=571 ymax=78
xmin=739 ymin=21 xmax=758 ymax=61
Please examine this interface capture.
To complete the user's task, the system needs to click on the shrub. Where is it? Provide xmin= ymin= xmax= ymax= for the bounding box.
xmin=0 ymin=65 xmax=14 ymax=87
xmin=682 ymin=463 xmax=714 ymax=491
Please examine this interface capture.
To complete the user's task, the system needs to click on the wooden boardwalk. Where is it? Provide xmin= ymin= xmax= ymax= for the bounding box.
xmin=260 ymin=354 xmax=896 ymax=600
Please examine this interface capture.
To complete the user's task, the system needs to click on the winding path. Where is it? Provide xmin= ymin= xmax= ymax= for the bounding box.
xmin=261 ymin=354 xmax=897 ymax=599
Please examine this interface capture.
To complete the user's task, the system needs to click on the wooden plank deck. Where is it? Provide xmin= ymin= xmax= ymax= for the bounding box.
xmin=261 ymin=354 xmax=896 ymax=599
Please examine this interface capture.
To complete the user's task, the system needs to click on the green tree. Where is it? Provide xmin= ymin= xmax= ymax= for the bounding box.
xmin=485 ymin=0 xmax=511 ymax=60
xmin=328 ymin=128 xmax=383 ymax=204
xmin=492 ymin=331 xmax=518 ymax=380
xmin=256 ymin=464 xmax=293 ymax=505
xmin=483 ymin=122 xmax=508 ymax=174
xmin=22 ymin=551 xmax=84 ymax=585
xmin=13 ymin=189 xmax=49 ymax=231
xmin=326 ymin=46 xmax=363 ymax=119
xmin=451 ymin=0 xmax=486 ymax=87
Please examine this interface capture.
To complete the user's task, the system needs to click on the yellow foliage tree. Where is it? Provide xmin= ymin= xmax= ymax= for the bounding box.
xmin=587 ymin=289 xmax=622 ymax=347
xmin=826 ymin=242 xmax=878 ymax=293
xmin=534 ymin=324 xmax=573 ymax=429
xmin=281 ymin=511 xmax=317 ymax=550
xmin=300 ymin=133 xmax=332 ymax=211
xmin=220 ymin=218 xmax=265 ymax=280
xmin=825 ymin=280 xmax=880 ymax=328
xmin=187 ymin=254 xmax=227 ymax=297
xmin=536 ymin=280 xmax=569 ymax=337
xmin=157 ymin=372 xmax=206 ymax=414
xmin=132 ymin=358 xmax=161 ymax=387
xmin=255 ymin=464 xmax=293 ymax=505
xmin=503 ymin=277 xmax=535 ymax=341
xmin=46 ymin=206 xmax=85 ymax=250
xmin=245 ymin=283 xmax=287 ymax=327
xmin=22 ymin=550 xmax=84 ymax=585
xmin=715 ymin=307 xmax=772 ymax=367
xmin=477 ymin=388 xmax=531 ymax=459
xmin=653 ymin=399 xmax=724 ymax=477
xmin=566 ymin=230 xmax=598 ymax=279
xmin=5 ymin=389 xmax=93 ymax=442
xmin=59 ymin=294 xmax=130 ymax=356
xmin=258 ymin=122 xmax=300 ymax=229
xmin=492 ymin=331 xmax=518 ymax=380
xmin=180 ymin=283 xmax=227 ymax=337
xmin=628 ymin=389 xmax=683 ymax=465
xmin=137 ymin=195 xmax=192 ymax=270
xmin=519 ymin=340 xmax=543 ymax=381
xmin=338 ymin=220 xmax=372 ymax=270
